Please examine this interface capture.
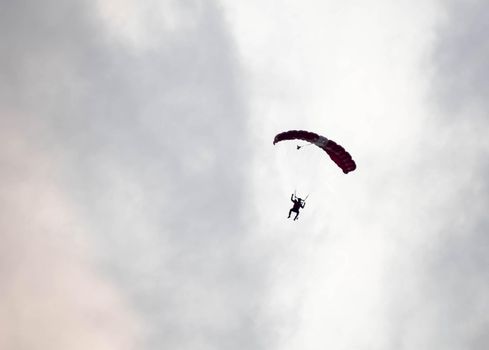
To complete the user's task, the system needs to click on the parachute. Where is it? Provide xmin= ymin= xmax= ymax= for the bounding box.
xmin=273 ymin=130 xmax=356 ymax=174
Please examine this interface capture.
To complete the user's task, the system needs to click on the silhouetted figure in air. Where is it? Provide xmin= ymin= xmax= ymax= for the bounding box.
xmin=288 ymin=193 xmax=305 ymax=221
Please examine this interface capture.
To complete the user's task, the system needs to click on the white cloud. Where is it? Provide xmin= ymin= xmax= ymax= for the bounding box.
xmin=221 ymin=0 xmax=488 ymax=349
xmin=95 ymin=0 xmax=204 ymax=51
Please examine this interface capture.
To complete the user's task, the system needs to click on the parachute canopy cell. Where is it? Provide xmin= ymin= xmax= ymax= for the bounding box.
xmin=273 ymin=130 xmax=356 ymax=174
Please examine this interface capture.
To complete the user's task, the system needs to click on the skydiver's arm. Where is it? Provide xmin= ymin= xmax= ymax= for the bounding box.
xmin=301 ymin=202 xmax=305 ymax=208
xmin=291 ymin=194 xmax=294 ymax=202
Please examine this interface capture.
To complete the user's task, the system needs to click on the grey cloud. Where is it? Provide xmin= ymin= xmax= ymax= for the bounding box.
xmin=1 ymin=1 xmax=272 ymax=349
xmin=386 ymin=1 xmax=489 ymax=349
xmin=431 ymin=0 xmax=489 ymax=117
xmin=0 ymin=125 xmax=142 ymax=350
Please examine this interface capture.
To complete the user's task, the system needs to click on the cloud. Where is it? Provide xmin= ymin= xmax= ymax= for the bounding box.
xmin=384 ymin=1 xmax=489 ymax=349
xmin=0 ymin=122 xmax=142 ymax=350
xmin=431 ymin=0 xmax=489 ymax=118
xmin=221 ymin=1 xmax=488 ymax=349
xmin=1 ymin=1 xmax=272 ymax=349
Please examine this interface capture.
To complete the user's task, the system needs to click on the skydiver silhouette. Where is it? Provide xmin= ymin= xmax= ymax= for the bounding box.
xmin=288 ymin=193 xmax=305 ymax=221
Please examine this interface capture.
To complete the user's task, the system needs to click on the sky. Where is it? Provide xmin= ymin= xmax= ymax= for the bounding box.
xmin=1 ymin=0 xmax=488 ymax=349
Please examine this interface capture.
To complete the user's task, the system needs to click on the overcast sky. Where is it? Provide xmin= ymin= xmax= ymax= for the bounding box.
xmin=1 ymin=0 xmax=488 ymax=349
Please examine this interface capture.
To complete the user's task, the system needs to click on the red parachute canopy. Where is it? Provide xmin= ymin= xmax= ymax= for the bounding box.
xmin=273 ymin=130 xmax=356 ymax=174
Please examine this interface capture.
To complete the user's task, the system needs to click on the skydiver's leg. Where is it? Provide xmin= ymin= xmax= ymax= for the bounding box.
xmin=294 ymin=212 xmax=299 ymax=220
xmin=288 ymin=209 xmax=293 ymax=218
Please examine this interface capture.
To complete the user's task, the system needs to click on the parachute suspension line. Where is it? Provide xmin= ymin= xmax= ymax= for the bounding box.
xmin=293 ymin=190 xmax=308 ymax=202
